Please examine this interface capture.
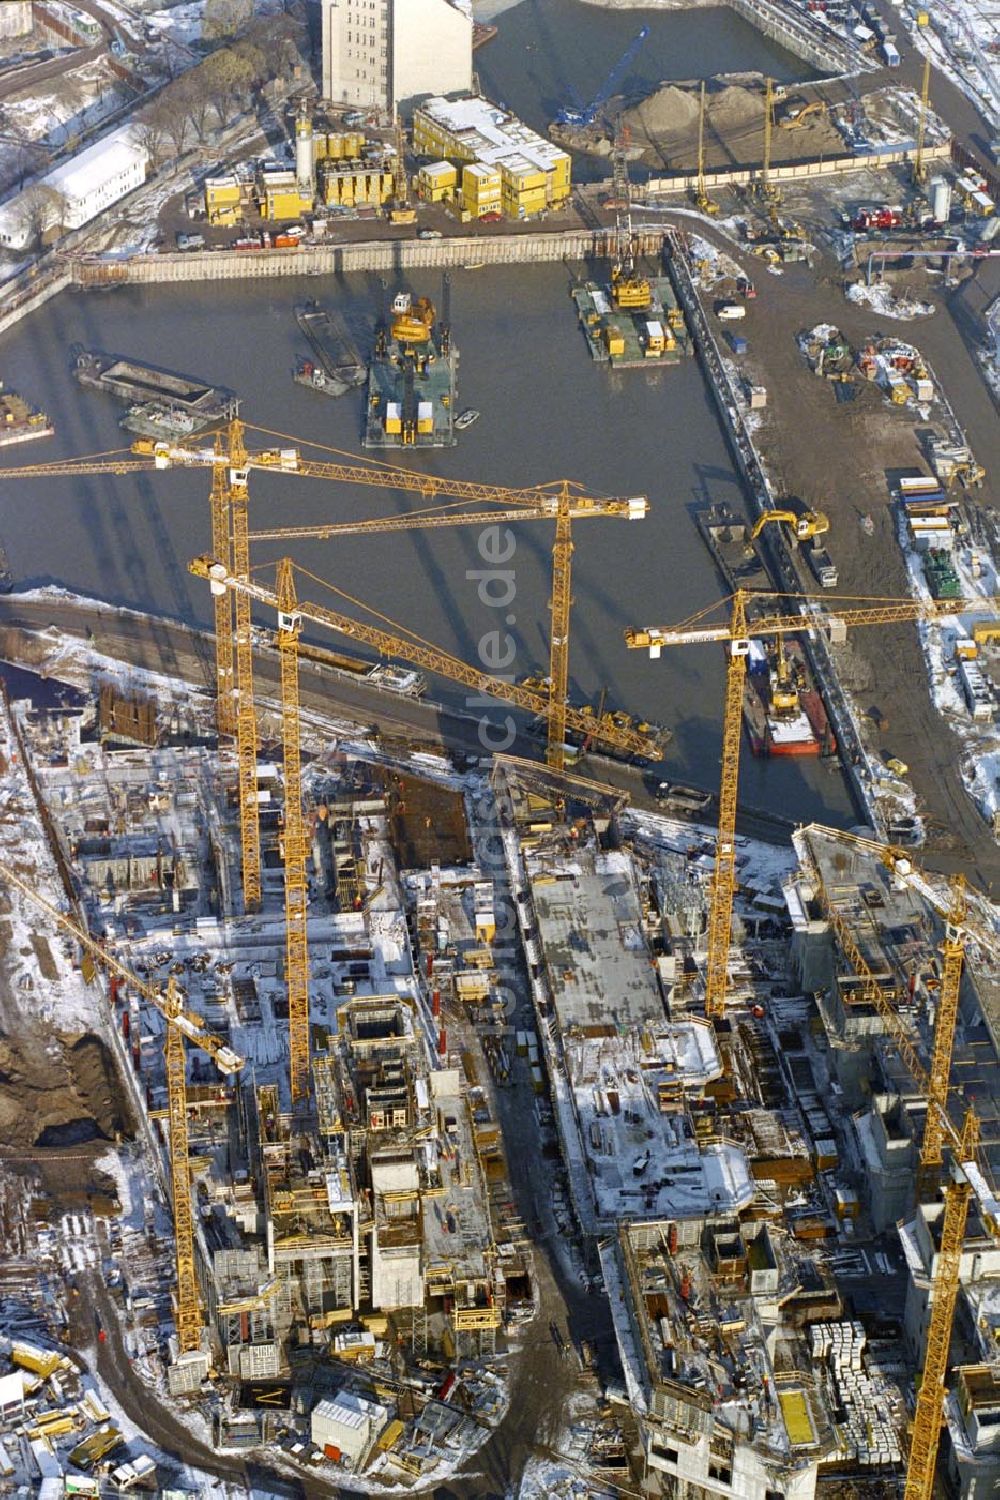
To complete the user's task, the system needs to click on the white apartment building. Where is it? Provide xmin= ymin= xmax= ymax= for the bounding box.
xmin=321 ymin=0 xmax=472 ymax=115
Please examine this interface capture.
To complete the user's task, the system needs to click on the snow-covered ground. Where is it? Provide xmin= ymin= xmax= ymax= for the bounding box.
xmin=846 ymin=279 xmax=936 ymax=319
xmin=906 ymin=0 xmax=1000 ymax=135
xmin=145 ymin=1 xmax=204 ymax=48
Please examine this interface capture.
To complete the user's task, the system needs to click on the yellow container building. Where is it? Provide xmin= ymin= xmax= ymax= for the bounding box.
xmin=461 ymin=161 xmax=501 ymax=217
xmin=418 ymin=160 xmax=458 ymax=202
xmin=413 ymin=95 xmax=570 ymax=220
xmin=204 ymin=174 xmax=241 ymax=225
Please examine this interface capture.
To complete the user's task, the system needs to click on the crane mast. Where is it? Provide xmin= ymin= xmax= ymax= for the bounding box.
xmin=276 ymin=559 xmax=311 ymax=1104
xmin=227 ymin=420 xmax=262 ymax=912
xmin=209 ymin=437 xmax=235 ymax=737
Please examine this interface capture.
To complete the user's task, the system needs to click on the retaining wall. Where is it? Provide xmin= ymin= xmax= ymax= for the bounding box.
xmin=68 ymin=228 xmax=661 ymax=284
xmin=664 ymin=229 xmax=876 ymax=828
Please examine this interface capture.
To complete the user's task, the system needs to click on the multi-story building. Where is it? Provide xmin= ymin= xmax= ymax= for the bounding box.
xmin=321 ymin=0 xmax=472 ymax=116
xmin=413 ymin=95 xmax=571 ymax=219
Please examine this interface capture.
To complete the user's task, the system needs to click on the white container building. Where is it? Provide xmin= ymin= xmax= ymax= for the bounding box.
xmin=0 ymin=125 xmax=148 ymax=250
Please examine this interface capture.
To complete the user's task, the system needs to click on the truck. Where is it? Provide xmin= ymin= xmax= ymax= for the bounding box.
xmin=882 ymin=40 xmax=900 ymax=65
xmin=851 ymin=205 xmax=902 ymax=231
xmin=807 ymin=542 xmax=838 ymax=588
xmin=716 ymin=301 xmax=746 ymax=321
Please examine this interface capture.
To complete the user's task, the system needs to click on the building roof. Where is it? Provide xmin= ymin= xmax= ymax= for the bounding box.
xmin=314 ymin=1390 xmax=387 ymax=1431
xmin=417 ymin=95 xmax=569 ymax=177
xmin=530 ymin=855 xmax=663 ymax=1031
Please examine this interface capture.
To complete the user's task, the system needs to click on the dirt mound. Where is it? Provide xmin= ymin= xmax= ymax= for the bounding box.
xmin=625 ymin=84 xmax=700 ymax=139
xmin=0 ymin=1030 xmax=128 ymax=1149
xmin=710 ymin=84 xmax=762 ymax=132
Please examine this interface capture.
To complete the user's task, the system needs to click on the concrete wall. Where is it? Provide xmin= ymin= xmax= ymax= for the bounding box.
xmin=68 ymin=227 xmax=658 ymax=285
xmin=391 ymin=0 xmax=472 ymax=112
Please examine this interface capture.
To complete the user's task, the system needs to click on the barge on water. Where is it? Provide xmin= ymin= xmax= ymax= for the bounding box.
xmin=572 ymin=275 xmax=690 ymax=370
xmin=365 ymin=292 xmax=457 ymax=449
xmin=74 ymin=350 xmax=238 ymax=435
xmin=0 ymin=383 xmax=53 ymax=449
xmin=696 ymin=504 xmax=835 ymax=758
xmin=294 ymin=300 xmax=365 ymax=398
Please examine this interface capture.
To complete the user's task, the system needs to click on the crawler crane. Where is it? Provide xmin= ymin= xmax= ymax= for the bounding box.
xmin=0 ymin=856 xmax=243 ymax=1354
xmin=625 ymin=587 xmax=1000 ymax=1016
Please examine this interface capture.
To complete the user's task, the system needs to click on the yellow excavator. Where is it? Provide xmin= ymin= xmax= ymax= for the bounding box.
xmin=778 ymin=99 xmax=827 ymax=129
xmin=390 ymin=292 xmax=435 ymax=344
xmin=751 ymin=507 xmax=829 ymax=544
xmin=770 ymin=638 xmax=800 ymax=716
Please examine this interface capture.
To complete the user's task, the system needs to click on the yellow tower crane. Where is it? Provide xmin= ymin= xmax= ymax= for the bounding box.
xmin=390 ymin=115 xmax=416 ymax=225
xmin=760 ymin=77 xmax=778 ymax=203
xmin=195 ymin=554 xmax=662 ymax=1101
xmin=0 ymin=856 xmax=243 ymax=1353
xmin=275 ymin=557 xmax=309 ymax=1104
xmin=0 ymin=422 xmax=651 ymax=903
xmin=625 ymin=588 xmax=1000 ymax=1016
xmin=797 ymin=824 xmax=1000 ymax=1500
xmin=695 ymin=82 xmax=718 ymax=216
xmin=914 ymin=52 xmax=932 ymax=186
xmin=208 ymin=436 xmax=235 ymax=736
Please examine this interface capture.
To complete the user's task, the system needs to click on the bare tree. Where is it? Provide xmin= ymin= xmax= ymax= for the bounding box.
xmin=15 ymin=185 xmax=68 ymax=248
xmin=135 ymin=114 xmax=168 ymax=170
xmin=159 ymin=80 xmax=194 ymax=157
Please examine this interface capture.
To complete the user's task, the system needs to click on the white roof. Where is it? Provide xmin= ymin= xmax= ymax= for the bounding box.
xmin=418 ymin=95 xmax=568 ymax=176
xmin=46 ymin=124 xmax=146 ymax=203
xmin=314 ymin=1390 xmax=387 ymax=1430
xmin=0 ymin=1370 xmax=25 ymax=1407
xmin=422 ymin=160 xmax=455 ymax=177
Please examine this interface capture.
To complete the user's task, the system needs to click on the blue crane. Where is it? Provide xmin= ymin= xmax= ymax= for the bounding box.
xmin=556 ymin=26 xmax=650 ymax=129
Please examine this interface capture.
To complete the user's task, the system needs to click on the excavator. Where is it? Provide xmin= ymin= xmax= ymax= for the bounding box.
xmin=778 ymin=99 xmax=827 ymax=129
xmin=770 ymin=638 xmax=800 ymax=716
xmin=389 ymin=292 xmax=435 ymax=344
xmin=750 ymin=506 xmax=829 ymax=544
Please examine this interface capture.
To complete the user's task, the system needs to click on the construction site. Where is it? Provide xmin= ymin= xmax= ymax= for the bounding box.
xmin=0 ymin=0 xmax=998 ymax=1494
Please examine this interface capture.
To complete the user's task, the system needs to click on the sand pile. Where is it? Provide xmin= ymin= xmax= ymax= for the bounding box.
xmin=626 ymin=83 xmax=701 ymax=138
xmin=709 ymin=84 xmax=763 ymax=133
xmin=623 ymin=80 xmax=765 ymax=157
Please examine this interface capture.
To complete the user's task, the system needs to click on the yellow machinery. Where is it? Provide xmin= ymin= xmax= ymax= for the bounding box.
xmin=610 ymin=119 xmax=650 ymax=309
xmin=625 ymin=587 xmax=1000 ymax=1017
xmin=750 ymin=507 xmax=829 ymax=543
xmin=769 ymin=638 xmax=799 ymax=715
xmin=389 ymin=292 xmax=435 ymax=344
xmin=914 ymin=54 xmax=931 ymax=186
xmin=778 ymin=99 xmax=827 ymax=129
xmin=0 ymin=856 xmax=243 ymax=1355
xmin=275 ymin=557 xmax=309 ymax=1105
xmin=389 ymin=116 xmax=416 ymax=225
xmin=759 ymin=78 xmax=779 ymax=204
xmin=694 ymin=82 xmax=718 ymax=216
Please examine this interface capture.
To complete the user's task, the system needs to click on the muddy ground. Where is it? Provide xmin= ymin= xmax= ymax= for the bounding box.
xmin=683 ymin=196 xmax=1000 ymax=886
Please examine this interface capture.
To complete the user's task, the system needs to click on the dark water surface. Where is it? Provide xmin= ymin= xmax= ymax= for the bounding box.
xmin=0 ymin=267 xmax=854 ymax=825
xmin=476 ymin=0 xmax=818 ymax=153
